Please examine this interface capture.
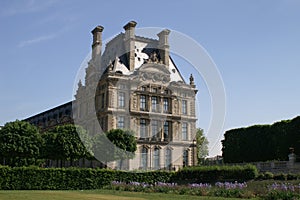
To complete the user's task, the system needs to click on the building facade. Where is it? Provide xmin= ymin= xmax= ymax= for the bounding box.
xmin=25 ymin=21 xmax=198 ymax=170
xmin=74 ymin=21 xmax=198 ymax=170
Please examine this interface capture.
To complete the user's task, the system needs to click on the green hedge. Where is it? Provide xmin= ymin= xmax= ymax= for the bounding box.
xmin=173 ymin=165 xmax=258 ymax=183
xmin=0 ymin=165 xmax=257 ymax=190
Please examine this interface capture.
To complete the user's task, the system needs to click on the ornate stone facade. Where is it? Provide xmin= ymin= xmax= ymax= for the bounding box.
xmin=74 ymin=21 xmax=198 ymax=170
xmin=25 ymin=21 xmax=198 ymax=170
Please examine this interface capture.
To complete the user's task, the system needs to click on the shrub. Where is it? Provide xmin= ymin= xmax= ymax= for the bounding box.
xmin=173 ymin=165 xmax=258 ymax=183
xmin=264 ymin=172 xmax=274 ymax=179
xmin=287 ymin=173 xmax=298 ymax=180
xmin=274 ymin=173 xmax=287 ymax=181
xmin=264 ymin=191 xmax=300 ymax=200
xmin=0 ymin=165 xmax=257 ymax=190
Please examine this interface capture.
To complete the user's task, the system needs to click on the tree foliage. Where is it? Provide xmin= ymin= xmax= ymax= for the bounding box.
xmin=45 ymin=124 xmax=92 ymax=164
xmin=195 ymin=128 xmax=209 ymax=165
xmin=222 ymin=116 xmax=300 ymax=163
xmin=91 ymin=129 xmax=137 ymax=169
xmin=0 ymin=120 xmax=43 ymax=167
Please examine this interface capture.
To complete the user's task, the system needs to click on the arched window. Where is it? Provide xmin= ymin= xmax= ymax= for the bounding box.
xmin=153 ymin=147 xmax=160 ymax=169
xmin=165 ymin=148 xmax=172 ymax=169
xmin=141 ymin=147 xmax=148 ymax=170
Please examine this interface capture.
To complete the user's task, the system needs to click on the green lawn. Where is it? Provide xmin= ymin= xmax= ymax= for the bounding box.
xmin=0 ymin=190 xmax=255 ymax=200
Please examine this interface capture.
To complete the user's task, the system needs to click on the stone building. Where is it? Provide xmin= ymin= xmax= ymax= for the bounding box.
xmin=74 ymin=21 xmax=198 ymax=170
xmin=25 ymin=102 xmax=73 ymax=131
xmin=25 ymin=21 xmax=198 ymax=170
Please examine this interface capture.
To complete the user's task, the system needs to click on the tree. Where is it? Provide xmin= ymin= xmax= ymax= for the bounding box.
xmin=92 ymin=129 xmax=137 ymax=169
xmin=45 ymin=124 xmax=92 ymax=167
xmin=222 ymin=116 xmax=300 ymax=163
xmin=195 ymin=128 xmax=209 ymax=165
xmin=0 ymin=120 xmax=43 ymax=167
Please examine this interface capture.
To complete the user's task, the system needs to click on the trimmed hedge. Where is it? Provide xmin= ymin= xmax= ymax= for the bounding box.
xmin=0 ymin=165 xmax=258 ymax=190
xmin=173 ymin=165 xmax=258 ymax=183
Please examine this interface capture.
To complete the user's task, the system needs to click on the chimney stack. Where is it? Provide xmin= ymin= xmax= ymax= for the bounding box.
xmin=91 ymin=25 xmax=104 ymax=61
xmin=123 ymin=21 xmax=137 ymax=71
xmin=157 ymin=29 xmax=170 ymax=67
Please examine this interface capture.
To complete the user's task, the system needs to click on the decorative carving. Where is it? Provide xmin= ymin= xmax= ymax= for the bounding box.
xmin=189 ymin=74 xmax=194 ymax=85
xmin=174 ymin=100 xmax=178 ymax=114
xmin=132 ymin=93 xmax=137 ymax=109
xmin=146 ymin=51 xmax=160 ymax=63
xmin=108 ymin=60 xmax=113 ymax=71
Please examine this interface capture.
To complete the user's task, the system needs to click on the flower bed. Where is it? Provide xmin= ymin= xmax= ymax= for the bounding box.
xmin=106 ymin=181 xmax=300 ymax=199
xmin=106 ymin=181 xmax=251 ymax=198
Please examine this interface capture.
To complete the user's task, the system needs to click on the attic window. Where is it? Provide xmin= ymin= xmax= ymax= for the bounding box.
xmin=138 ymin=57 xmax=141 ymax=61
xmin=141 ymin=86 xmax=146 ymax=91
xmin=172 ymin=69 xmax=176 ymax=73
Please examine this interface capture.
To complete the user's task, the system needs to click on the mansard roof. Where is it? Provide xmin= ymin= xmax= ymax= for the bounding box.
xmin=101 ymin=33 xmax=185 ymax=83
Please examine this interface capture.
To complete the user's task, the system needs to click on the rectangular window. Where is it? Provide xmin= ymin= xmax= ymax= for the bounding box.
xmin=140 ymin=119 xmax=147 ymax=138
xmin=182 ymin=100 xmax=187 ymax=114
xmin=152 ymin=88 xmax=157 ymax=93
xmin=151 ymin=120 xmax=159 ymax=138
xmin=117 ymin=116 xmax=125 ymax=129
xmin=140 ymin=95 xmax=147 ymax=111
xmin=118 ymin=84 xmax=126 ymax=89
xmin=182 ymin=122 xmax=188 ymax=140
xmin=118 ymin=92 xmax=125 ymax=108
xmin=163 ymin=121 xmax=169 ymax=140
xmin=163 ymin=98 xmax=169 ymax=113
xmin=151 ymin=96 xmax=158 ymax=112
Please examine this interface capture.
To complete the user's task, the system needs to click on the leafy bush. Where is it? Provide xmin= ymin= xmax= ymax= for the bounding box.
xmin=264 ymin=172 xmax=274 ymax=179
xmin=264 ymin=191 xmax=300 ymax=200
xmin=0 ymin=165 xmax=257 ymax=190
xmin=274 ymin=173 xmax=287 ymax=181
xmin=173 ymin=165 xmax=258 ymax=183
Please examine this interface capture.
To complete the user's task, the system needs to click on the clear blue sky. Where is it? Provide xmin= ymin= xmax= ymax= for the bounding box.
xmin=1 ymin=0 xmax=300 ymax=156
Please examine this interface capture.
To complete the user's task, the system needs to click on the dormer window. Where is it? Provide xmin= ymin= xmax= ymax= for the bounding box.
xmin=141 ymin=86 xmax=146 ymax=91
xmin=152 ymin=88 xmax=157 ymax=93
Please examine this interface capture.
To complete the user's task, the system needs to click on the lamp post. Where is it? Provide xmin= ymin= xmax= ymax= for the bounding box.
xmin=192 ymin=139 xmax=196 ymax=166
xmin=149 ymin=139 xmax=152 ymax=170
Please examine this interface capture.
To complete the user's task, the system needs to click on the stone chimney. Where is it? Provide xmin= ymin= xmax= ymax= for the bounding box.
xmin=91 ymin=25 xmax=104 ymax=61
xmin=123 ymin=21 xmax=137 ymax=71
xmin=157 ymin=29 xmax=170 ymax=67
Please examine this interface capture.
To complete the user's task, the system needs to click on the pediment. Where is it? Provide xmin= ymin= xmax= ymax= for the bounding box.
xmin=138 ymin=63 xmax=170 ymax=75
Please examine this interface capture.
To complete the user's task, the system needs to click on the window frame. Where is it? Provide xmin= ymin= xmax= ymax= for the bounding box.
xmin=182 ymin=100 xmax=187 ymax=114
xmin=118 ymin=92 xmax=125 ymax=108
xmin=182 ymin=122 xmax=188 ymax=140
xmin=117 ymin=116 xmax=125 ymax=129
xmin=140 ymin=119 xmax=147 ymax=138
xmin=151 ymin=96 xmax=159 ymax=112
xmin=140 ymin=95 xmax=147 ymax=111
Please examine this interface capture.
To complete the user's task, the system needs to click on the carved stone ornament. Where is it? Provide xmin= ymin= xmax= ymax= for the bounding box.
xmin=146 ymin=51 xmax=161 ymax=64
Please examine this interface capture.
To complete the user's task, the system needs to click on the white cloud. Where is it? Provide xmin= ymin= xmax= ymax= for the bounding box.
xmin=18 ymin=26 xmax=70 ymax=48
xmin=1 ymin=0 xmax=58 ymax=17
xmin=18 ymin=33 xmax=57 ymax=48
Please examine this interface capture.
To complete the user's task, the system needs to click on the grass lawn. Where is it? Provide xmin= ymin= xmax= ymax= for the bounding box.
xmin=0 ymin=190 xmax=256 ymax=200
